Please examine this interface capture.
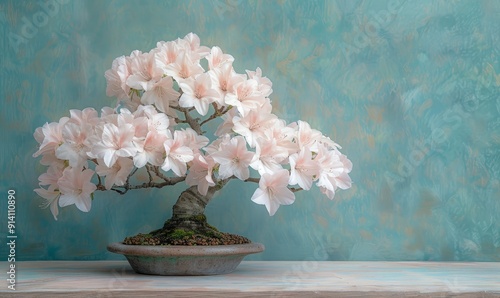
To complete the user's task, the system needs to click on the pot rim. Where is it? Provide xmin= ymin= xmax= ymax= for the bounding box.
xmin=107 ymin=242 xmax=265 ymax=257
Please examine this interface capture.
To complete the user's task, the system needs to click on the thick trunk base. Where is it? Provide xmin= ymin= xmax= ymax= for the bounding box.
xmin=123 ymin=184 xmax=250 ymax=246
xmin=123 ymin=214 xmax=250 ymax=246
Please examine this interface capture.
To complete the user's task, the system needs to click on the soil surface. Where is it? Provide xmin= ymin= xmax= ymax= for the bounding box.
xmin=123 ymin=232 xmax=251 ymax=246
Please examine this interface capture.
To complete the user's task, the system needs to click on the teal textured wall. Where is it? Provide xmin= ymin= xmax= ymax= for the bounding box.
xmin=1 ymin=0 xmax=499 ymax=261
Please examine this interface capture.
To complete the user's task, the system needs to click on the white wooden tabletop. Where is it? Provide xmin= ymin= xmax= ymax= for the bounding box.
xmin=2 ymin=261 xmax=500 ymax=297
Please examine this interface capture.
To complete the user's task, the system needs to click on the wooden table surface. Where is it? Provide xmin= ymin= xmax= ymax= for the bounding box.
xmin=1 ymin=261 xmax=500 ymax=297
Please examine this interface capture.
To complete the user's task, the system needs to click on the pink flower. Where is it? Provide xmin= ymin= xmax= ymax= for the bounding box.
xmin=320 ymin=135 xmax=342 ymax=150
xmin=215 ymin=108 xmax=238 ymax=136
xmin=209 ymin=63 xmax=246 ymax=106
xmin=182 ymin=32 xmax=210 ymax=58
xmin=263 ymin=120 xmax=298 ymax=155
xmin=133 ymin=131 xmax=168 ymax=167
xmin=315 ymin=145 xmax=352 ymax=200
xmin=126 ymin=51 xmax=164 ymax=91
xmin=204 ymin=134 xmax=231 ymax=156
xmin=164 ymin=51 xmax=204 ymax=82
xmin=155 ymin=40 xmax=181 ymax=68
xmin=33 ymin=117 xmax=69 ymax=158
xmin=92 ymin=123 xmax=138 ymax=168
xmin=225 ymin=79 xmax=266 ymax=116
xmin=161 ymin=131 xmax=194 ymax=176
xmin=34 ymin=187 xmax=60 ymax=220
xmin=232 ymin=105 xmax=277 ymax=148
xmin=251 ymin=169 xmax=295 ymax=216
xmin=38 ymin=165 xmax=64 ymax=187
xmin=39 ymin=152 xmax=65 ymax=168
xmin=58 ymin=168 xmax=97 ymax=212
xmin=340 ymin=153 xmax=353 ymax=174
xmin=104 ymin=55 xmax=131 ymax=100
xmin=289 ymin=148 xmax=319 ymax=190
xmin=185 ymin=153 xmax=216 ymax=196
xmin=179 ymin=73 xmax=221 ymax=116
xmin=114 ymin=109 xmax=149 ymax=140
xmin=96 ymin=157 xmax=135 ymax=190
xmin=68 ymin=108 xmax=99 ymax=126
xmin=296 ymin=120 xmax=322 ymax=151
xmin=133 ymin=104 xmax=175 ymax=132
xmin=120 ymin=93 xmax=143 ymax=112
xmin=246 ymin=67 xmax=273 ymax=97
xmin=177 ymin=128 xmax=209 ymax=151
xmin=140 ymin=76 xmax=180 ymax=114
xmin=55 ymin=122 xmax=93 ymax=168
xmin=146 ymin=112 xmax=171 ymax=135
xmin=206 ymin=46 xmax=234 ymax=70
xmin=35 ymin=165 xmax=64 ymax=220
xmin=100 ymin=106 xmax=117 ymax=119
xmin=250 ymin=138 xmax=288 ymax=175
xmin=211 ymin=136 xmax=254 ymax=180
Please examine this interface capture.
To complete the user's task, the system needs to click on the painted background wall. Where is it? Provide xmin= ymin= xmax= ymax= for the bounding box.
xmin=1 ymin=0 xmax=499 ymax=262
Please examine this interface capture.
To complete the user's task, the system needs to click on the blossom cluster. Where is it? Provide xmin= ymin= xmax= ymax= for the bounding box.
xmin=33 ymin=33 xmax=352 ymax=219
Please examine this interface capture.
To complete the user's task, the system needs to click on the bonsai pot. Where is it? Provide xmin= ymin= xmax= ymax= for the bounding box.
xmin=107 ymin=242 xmax=264 ymax=275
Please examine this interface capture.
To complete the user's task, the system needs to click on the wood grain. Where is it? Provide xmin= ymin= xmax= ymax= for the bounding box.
xmin=1 ymin=261 xmax=499 ymax=297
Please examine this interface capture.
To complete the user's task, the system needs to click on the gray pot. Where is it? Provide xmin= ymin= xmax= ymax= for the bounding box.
xmin=107 ymin=242 xmax=265 ymax=275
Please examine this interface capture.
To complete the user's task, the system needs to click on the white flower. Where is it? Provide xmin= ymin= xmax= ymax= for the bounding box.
xmin=161 ymin=131 xmax=194 ymax=176
xmin=34 ymin=188 xmax=60 ymax=220
xmin=289 ymin=148 xmax=319 ymax=190
xmin=251 ymin=169 xmax=295 ymax=216
xmin=104 ymin=55 xmax=131 ymax=100
xmin=206 ymin=46 xmax=234 ymax=70
xmin=225 ymin=78 xmax=266 ymax=116
xmin=92 ymin=123 xmax=138 ymax=168
xmin=185 ymin=154 xmax=216 ymax=196
xmin=232 ymin=104 xmax=277 ymax=148
xmin=126 ymin=50 xmax=163 ymax=91
xmin=211 ymin=136 xmax=254 ymax=180
xmin=96 ymin=157 xmax=135 ymax=190
xmin=179 ymin=73 xmax=221 ymax=116
xmin=296 ymin=120 xmax=322 ymax=152
xmin=164 ymin=51 xmax=204 ymax=82
xmin=177 ymin=128 xmax=209 ymax=151
xmin=209 ymin=63 xmax=246 ymax=106
xmin=55 ymin=122 xmax=93 ymax=168
xmin=140 ymin=76 xmax=180 ymax=114
xmin=58 ymin=168 xmax=97 ymax=212
xmin=246 ymin=67 xmax=273 ymax=97
xmin=250 ymin=138 xmax=288 ymax=175
xmin=133 ymin=130 xmax=169 ymax=168
xmin=315 ymin=145 xmax=352 ymax=200
xmin=32 ymin=117 xmax=69 ymax=158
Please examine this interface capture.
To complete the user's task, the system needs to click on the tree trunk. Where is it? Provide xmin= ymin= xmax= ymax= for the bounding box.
xmin=151 ymin=180 xmax=229 ymax=237
xmin=123 ymin=179 xmax=251 ymax=245
xmin=172 ymin=185 xmax=218 ymax=220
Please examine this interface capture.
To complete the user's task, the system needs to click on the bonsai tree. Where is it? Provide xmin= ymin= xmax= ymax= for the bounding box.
xmin=33 ymin=33 xmax=352 ymax=245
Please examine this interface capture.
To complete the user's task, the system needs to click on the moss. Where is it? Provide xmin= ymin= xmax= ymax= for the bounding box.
xmin=192 ymin=214 xmax=207 ymax=223
xmin=206 ymin=223 xmax=219 ymax=232
xmin=170 ymin=229 xmax=195 ymax=240
xmin=123 ymin=214 xmax=250 ymax=246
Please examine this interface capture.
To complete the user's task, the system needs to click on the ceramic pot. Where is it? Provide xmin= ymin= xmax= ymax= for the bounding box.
xmin=107 ymin=242 xmax=264 ymax=275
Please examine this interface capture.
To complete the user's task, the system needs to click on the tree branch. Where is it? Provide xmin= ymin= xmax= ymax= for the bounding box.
xmin=200 ymin=104 xmax=232 ymax=127
xmin=97 ymin=178 xmax=186 ymax=195
xmin=171 ymin=106 xmax=202 ymax=134
xmin=244 ymin=177 xmax=260 ymax=184
xmin=95 ymin=164 xmax=186 ymax=195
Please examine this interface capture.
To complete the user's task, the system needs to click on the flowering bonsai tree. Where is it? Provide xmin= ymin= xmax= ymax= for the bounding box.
xmin=33 ymin=33 xmax=352 ymax=245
